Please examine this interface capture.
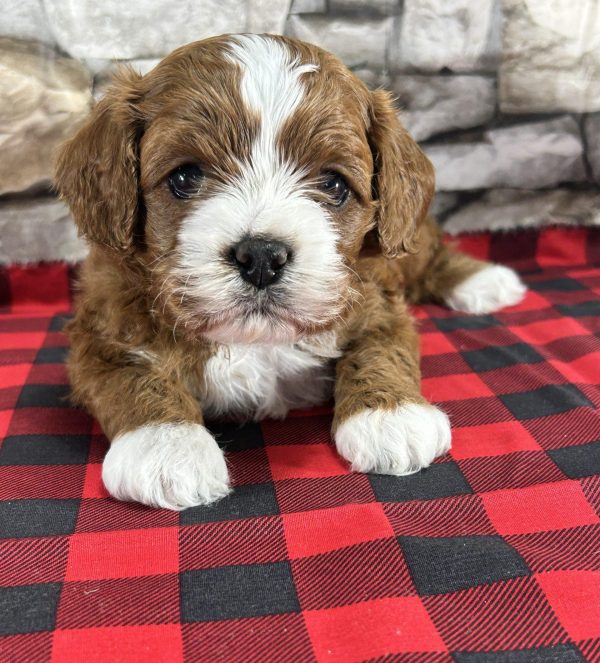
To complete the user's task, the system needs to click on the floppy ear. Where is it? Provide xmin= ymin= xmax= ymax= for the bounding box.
xmin=369 ymin=89 xmax=435 ymax=259
xmin=55 ymin=68 xmax=143 ymax=252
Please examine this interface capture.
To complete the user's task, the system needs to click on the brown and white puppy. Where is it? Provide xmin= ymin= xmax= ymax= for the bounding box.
xmin=56 ymin=34 xmax=525 ymax=510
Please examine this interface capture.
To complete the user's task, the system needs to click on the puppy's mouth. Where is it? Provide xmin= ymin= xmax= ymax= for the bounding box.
xmin=170 ymin=263 xmax=348 ymax=344
xmin=198 ymin=283 xmax=342 ymax=345
xmin=204 ymin=292 xmax=303 ymax=343
xmin=237 ymin=285 xmax=289 ymax=313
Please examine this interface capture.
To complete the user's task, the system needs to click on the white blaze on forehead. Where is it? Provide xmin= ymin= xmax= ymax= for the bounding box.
xmin=226 ymin=34 xmax=318 ymax=149
xmin=226 ymin=34 xmax=318 ymax=201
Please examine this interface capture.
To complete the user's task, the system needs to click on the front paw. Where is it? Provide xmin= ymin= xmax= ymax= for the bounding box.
xmin=102 ymin=423 xmax=230 ymax=510
xmin=334 ymin=404 xmax=451 ymax=475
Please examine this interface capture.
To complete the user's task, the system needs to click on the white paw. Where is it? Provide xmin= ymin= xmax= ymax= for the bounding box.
xmin=334 ymin=404 xmax=451 ymax=475
xmin=446 ymin=265 xmax=526 ymax=314
xmin=102 ymin=423 xmax=230 ymax=510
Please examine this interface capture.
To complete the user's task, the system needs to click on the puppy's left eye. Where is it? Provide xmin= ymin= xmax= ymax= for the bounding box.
xmin=168 ymin=164 xmax=204 ymax=199
xmin=318 ymin=171 xmax=349 ymax=207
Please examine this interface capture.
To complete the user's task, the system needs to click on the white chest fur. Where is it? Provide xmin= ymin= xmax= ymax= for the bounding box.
xmin=201 ymin=333 xmax=340 ymax=420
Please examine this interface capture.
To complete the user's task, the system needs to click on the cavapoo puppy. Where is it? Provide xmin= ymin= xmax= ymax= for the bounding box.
xmin=56 ymin=34 xmax=525 ymax=510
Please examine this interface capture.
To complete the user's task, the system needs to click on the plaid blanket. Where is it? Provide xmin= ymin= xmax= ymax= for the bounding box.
xmin=0 ymin=228 xmax=599 ymax=663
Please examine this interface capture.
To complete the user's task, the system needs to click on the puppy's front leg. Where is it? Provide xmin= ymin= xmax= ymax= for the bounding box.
xmin=69 ymin=347 xmax=229 ymax=510
xmin=333 ymin=296 xmax=450 ymax=475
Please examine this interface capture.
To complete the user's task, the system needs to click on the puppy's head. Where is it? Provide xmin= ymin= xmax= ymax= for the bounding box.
xmin=56 ymin=34 xmax=434 ymax=344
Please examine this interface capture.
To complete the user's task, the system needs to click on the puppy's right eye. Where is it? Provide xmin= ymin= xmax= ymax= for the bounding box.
xmin=167 ymin=164 xmax=204 ymax=199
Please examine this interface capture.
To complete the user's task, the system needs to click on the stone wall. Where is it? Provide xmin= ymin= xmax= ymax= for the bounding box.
xmin=1 ymin=0 xmax=599 ymax=263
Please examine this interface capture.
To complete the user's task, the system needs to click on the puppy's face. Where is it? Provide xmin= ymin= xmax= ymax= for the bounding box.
xmin=56 ymin=35 xmax=434 ymax=344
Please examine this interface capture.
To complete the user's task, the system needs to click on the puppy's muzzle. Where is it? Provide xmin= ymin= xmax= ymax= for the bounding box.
xmin=232 ymin=237 xmax=290 ymax=289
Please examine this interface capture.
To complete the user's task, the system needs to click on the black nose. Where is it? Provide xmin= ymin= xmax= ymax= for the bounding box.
xmin=232 ymin=238 xmax=290 ymax=289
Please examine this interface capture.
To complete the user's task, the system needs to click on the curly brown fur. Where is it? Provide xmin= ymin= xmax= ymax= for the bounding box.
xmin=55 ymin=34 xmax=522 ymax=509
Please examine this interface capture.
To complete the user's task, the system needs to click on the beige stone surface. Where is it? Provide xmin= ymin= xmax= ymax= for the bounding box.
xmin=0 ymin=38 xmax=92 ymax=196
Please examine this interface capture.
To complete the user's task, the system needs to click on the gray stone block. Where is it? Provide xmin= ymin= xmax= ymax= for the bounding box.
xmin=0 ymin=0 xmax=55 ymax=45
xmin=500 ymin=0 xmax=600 ymax=113
xmin=286 ymin=14 xmax=393 ymax=69
xmin=43 ymin=0 xmax=291 ymax=60
xmin=352 ymin=69 xmax=391 ymax=89
xmin=290 ymin=0 xmax=327 ymax=12
xmin=444 ymin=188 xmax=600 ymax=234
xmin=329 ymin=0 xmax=397 ymax=15
xmin=584 ymin=113 xmax=600 ymax=182
xmin=390 ymin=0 xmax=500 ymax=73
xmin=0 ymin=197 xmax=87 ymax=265
xmin=425 ymin=117 xmax=586 ymax=191
xmin=430 ymin=192 xmax=460 ymax=218
xmin=393 ymin=75 xmax=496 ymax=141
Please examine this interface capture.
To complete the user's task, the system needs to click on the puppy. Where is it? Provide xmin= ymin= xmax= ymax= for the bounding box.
xmin=55 ymin=34 xmax=525 ymax=510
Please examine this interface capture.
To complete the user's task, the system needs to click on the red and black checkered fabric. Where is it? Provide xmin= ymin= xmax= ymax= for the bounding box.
xmin=1 ymin=227 xmax=599 ymax=662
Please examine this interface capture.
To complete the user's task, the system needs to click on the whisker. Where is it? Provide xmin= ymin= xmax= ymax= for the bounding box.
xmin=179 ymin=273 xmax=192 ymax=306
